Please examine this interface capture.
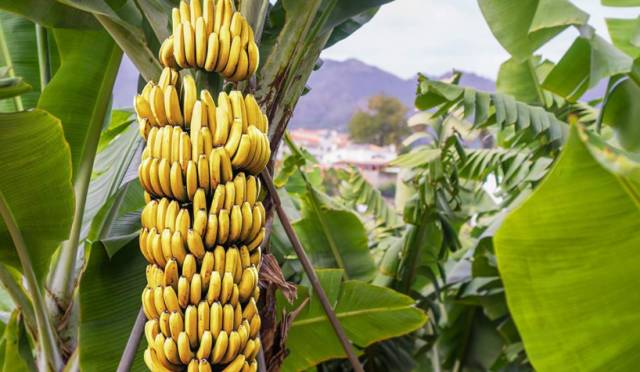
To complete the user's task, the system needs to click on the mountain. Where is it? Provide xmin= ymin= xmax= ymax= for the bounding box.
xmin=289 ymin=58 xmax=495 ymax=130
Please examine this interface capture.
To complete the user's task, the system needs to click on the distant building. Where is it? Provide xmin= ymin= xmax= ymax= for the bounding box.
xmin=285 ymin=129 xmax=398 ymax=187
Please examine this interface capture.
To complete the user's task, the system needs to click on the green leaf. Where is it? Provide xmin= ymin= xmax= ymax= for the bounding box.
xmin=0 ymin=110 xmax=73 ymax=279
xmin=281 ymin=269 xmax=427 ymax=372
xmin=602 ymin=0 xmax=640 ymax=6
xmin=293 ymin=185 xmax=376 ymax=281
xmin=83 ymin=111 xmax=141 ymax=244
xmin=2 ymin=310 xmax=35 ymax=372
xmin=79 ymin=240 xmax=147 ymax=372
xmin=0 ymin=0 xmax=99 ymax=28
xmin=0 ymin=13 xmax=40 ymax=111
xmin=321 ymin=0 xmax=392 ymax=34
xmin=602 ymin=78 xmax=640 ymax=151
xmin=325 ymin=7 xmax=379 ymax=49
xmin=496 ymin=57 xmax=542 ymax=105
xmin=38 ymin=28 xmax=122 ymax=181
xmin=606 ymin=18 xmax=640 ymax=58
xmin=543 ymin=35 xmax=633 ymax=100
xmin=478 ymin=0 xmax=587 ymax=61
xmin=495 ymin=125 xmax=640 ymax=371
xmin=0 ymin=77 xmax=30 ymax=99
xmin=416 ymin=76 xmax=568 ymax=148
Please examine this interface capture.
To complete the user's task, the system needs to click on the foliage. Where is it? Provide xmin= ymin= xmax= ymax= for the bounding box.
xmin=279 ymin=269 xmax=427 ymax=372
xmin=348 ymin=95 xmax=409 ymax=147
xmin=495 ymin=126 xmax=640 ymax=370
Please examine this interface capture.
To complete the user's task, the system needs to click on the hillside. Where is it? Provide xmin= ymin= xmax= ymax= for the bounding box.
xmin=289 ymin=58 xmax=495 ymax=130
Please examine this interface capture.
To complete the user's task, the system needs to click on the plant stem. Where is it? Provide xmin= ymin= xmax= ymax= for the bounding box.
xmin=0 ymin=263 xmax=36 ymax=334
xmin=261 ymin=170 xmax=364 ymax=372
xmin=35 ymin=24 xmax=50 ymax=90
xmin=0 ymin=18 xmax=23 ymax=111
xmin=116 ymin=307 xmax=145 ymax=372
xmin=0 ymin=190 xmax=62 ymax=370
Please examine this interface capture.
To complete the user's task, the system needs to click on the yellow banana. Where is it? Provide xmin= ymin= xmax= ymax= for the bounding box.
xmin=190 ymin=0 xmax=202 ymax=27
xmin=249 ymin=314 xmax=261 ymax=338
xmin=149 ymin=158 xmax=164 ymax=196
xmin=178 ymin=276 xmax=190 ymax=308
xmin=213 ymin=245 xmax=226 ymax=273
xmin=231 ymin=134 xmax=252 ymax=169
xmin=213 ymin=106 xmax=230 ymax=146
xmin=179 ymin=132 xmax=192 ymax=170
xmin=204 ymin=212 xmax=218 ymax=248
xmin=164 ymin=259 xmax=179 ymax=290
xmin=213 ymin=0 xmax=224 ymax=33
xmin=162 ymin=126 xmax=173 ymax=159
xmin=154 ymin=286 xmax=167 ymax=315
xmin=247 ymin=228 xmax=264 ymax=252
xmin=203 ymin=0 xmax=214 ymax=34
xmin=209 ymin=301 xmax=223 ymax=337
xmin=135 ymin=95 xmax=154 ymax=124
xmin=239 ymin=245 xmax=250 ymax=269
xmin=215 ymin=27 xmax=231 ymax=71
xmin=143 ymin=287 xmax=159 ymax=319
xmin=223 ymin=354 xmax=245 ymax=372
xmin=222 ymin=0 xmax=233 ymax=28
xmin=151 ymin=230 xmax=167 ymax=267
xmin=138 ymin=118 xmax=150 ymax=140
xmin=245 ymin=175 xmax=257 ymax=206
xmin=182 ymin=75 xmax=197 ymax=125
xmin=151 ymin=86 xmax=169 ymax=126
xmin=193 ymin=188 xmax=207 ymax=213
xmin=172 ymin=7 xmax=181 ymax=35
xmin=169 ymin=311 xmax=183 ymax=342
xmin=196 ymin=330 xmax=213 ymax=359
xmin=247 ymin=40 xmax=259 ymax=76
xmin=140 ymin=229 xmax=154 ymax=263
xmin=204 ymin=32 xmax=219 ymax=72
xmin=185 ymin=304 xmax=198 ymax=347
xmin=223 ymin=331 xmax=240 ymax=363
xmin=170 ymin=231 xmax=186 ymax=265
xmin=190 ymin=273 xmax=203 ymax=305
xmin=183 ymin=21 xmax=196 ymax=66
xmin=177 ymin=331 xmax=194 ymax=364
xmin=191 ymin=210 xmax=206 ymax=238
xmin=217 ymin=209 xmax=230 ymax=244
xmin=183 ymin=254 xmax=197 ymax=281
xmin=243 ymin=298 xmax=257 ymax=320
xmin=163 ymin=336 xmax=181 ymax=365
xmin=161 ymin=229 xmax=173 ymax=263
xmin=210 ymin=184 xmax=225 ymax=214
xmin=233 ymin=303 xmax=242 ymax=330
xmin=230 ymin=12 xmax=242 ymax=37
xmin=201 ymin=127 xmax=213 ymax=155
xmin=222 ymin=36 xmax=241 ymax=77
xmin=176 ymin=208 xmax=191 ymax=239
xmin=187 ymin=229 xmax=205 ymax=259
xmin=238 ymin=267 xmax=255 ymax=303
xmin=230 ymin=49 xmax=248 ymax=81
xmin=240 ymin=17 xmax=249 ymax=47
xmin=199 ymin=251 xmax=214 ymax=287
xmin=209 ymin=148 xmax=222 ymax=189
xmin=186 ymin=160 xmax=198 ymax=200
xmin=179 ymin=1 xmax=190 ymax=24
xmin=220 ymin=148 xmax=234 ymax=182
xmin=201 ymin=90 xmax=217 ymax=134
xmin=229 ymin=205 xmax=242 ymax=242
xmin=197 ymin=155 xmax=210 ymax=193
xmin=159 ymin=67 xmax=172 ymax=89
xmin=158 ymin=159 xmax=173 ymax=198
xmin=211 ymin=330 xmax=228 ymax=364
xmin=165 ymin=85 xmax=184 ymax=127
xmin=145 ymin=319 xmax=160 ymax=345
xmin=206 ymin=271 xmax=222 ymax=304
xmin=234 ymin=173 xmax=246 ymax=205
xmin=229 ymin=284 xmax=239 ymax=307
xmin=244 ymin=94 xmax=259 ymax=130
xmin=220 ymin=272 xmax=233 ymax=304
xmin=197 ymin=300 xmax=210 ymax=340
xmin=174 ymin=22 xmax=187 ymax=68
xmin=169 ymin=162 xmax=187 ymax=202
xmin=222 ymin=303 xmax=234 ymax=334
xmin=195 ymin=17 xmax=207 ymax=68
xmin=239 ymin=202 xmax=253 ymax=241
xmin=249 ymin=247 xmax=261 ymax=267
xmin=171 ymin=127 xmax=181 ymax=163
xmin=190 ymin=101 xmax=204 ymax=160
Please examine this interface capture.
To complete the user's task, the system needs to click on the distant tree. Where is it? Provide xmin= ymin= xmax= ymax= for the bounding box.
xmin=348 ymin=95 xmax=410 ymax=147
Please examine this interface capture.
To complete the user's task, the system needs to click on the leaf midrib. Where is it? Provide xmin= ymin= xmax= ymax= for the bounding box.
xmin=293 ymin=304 xmax=414 ymax=326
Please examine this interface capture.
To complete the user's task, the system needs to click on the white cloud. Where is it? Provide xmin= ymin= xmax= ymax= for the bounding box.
xmin=321 ymin=0 xmax=637 ymax=79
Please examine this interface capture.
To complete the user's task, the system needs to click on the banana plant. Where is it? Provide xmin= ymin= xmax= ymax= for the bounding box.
xmin=0 ymin=0 xmax=401 ymax=371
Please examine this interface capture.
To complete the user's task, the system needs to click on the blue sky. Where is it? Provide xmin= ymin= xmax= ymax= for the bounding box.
xmin=322 ymin=0 xmax=637 ymax=79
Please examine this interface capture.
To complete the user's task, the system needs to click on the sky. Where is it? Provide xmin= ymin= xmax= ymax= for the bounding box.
xmin=321 ymin=0 xmax=637 ymax=80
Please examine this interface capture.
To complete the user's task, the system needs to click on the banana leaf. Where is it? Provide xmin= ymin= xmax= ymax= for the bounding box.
xmin=495 ymin=125 xmax=640 ymax=370
xmin=280 ymin=269 xmax=427 ymax=371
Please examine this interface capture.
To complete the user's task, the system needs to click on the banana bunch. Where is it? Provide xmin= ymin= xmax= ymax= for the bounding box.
xmin=158 ymin=0 xmax=259 ymax=81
